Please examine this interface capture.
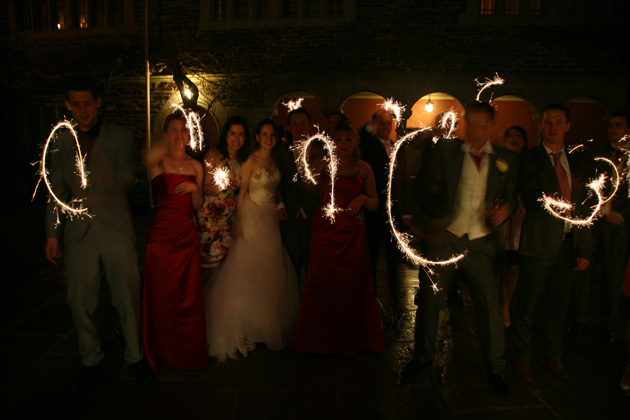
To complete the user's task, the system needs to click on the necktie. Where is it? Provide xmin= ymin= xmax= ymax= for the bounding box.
xmin=78 ymin=130 xmax=94 ymax=164
xmin=470 ymin=152 xmax=486 ymax=169
xmin=550 ymin=151 xmax=571 ymax=202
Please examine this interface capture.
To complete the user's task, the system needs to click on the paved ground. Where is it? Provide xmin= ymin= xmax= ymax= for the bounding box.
xmin=1 ymin=202 xmax=629 ymax=419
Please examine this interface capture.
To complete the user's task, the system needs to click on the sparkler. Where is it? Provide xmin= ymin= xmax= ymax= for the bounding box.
xmin=380 ymin=98 xmax=406 ymax=122
xmin=594 ymin=157 xmax=620 ymax=205
xmin=32 ymin=120 xmax=92 ymax=224
xmin=539 ymin=173 xmax=605 ymax=227
xmin=212 ymin=165 xmax=231 ymax=191
xmin=171 ymin=104 xmax=204 ymax=151
xmin=475 ymin=73 xmax=505 ymax=102
xmin=386 ymin=128 xmax=466 ymax=291
xmin=292 ymin=132 xmax=340 ymax=221
xmin=282 ymin=98 xmax=304 ymax=112
xmin=438 ymin=109 xmax=459 ymax=140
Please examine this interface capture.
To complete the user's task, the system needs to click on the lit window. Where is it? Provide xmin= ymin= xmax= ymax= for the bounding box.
xmin=304 ymin=0 xmax=321 ymax=18
xmin=505 ymin=0 xmax=520 ymax=15
xmin=480 ymin=0 xmax=496 ymax=15
xmin=12 ymin=0 xmax=127 ymax=31
xmin=282 ymin=0 xmax=298 ymax=18
xmin=232 ymin=0 xmax=249 ymax=19
xmin=559 ymin=0 xmax=576 ymax=16
xmin=327 ymin=0 xmax=343 ymax=17
xmin=529 ymin=0 xmax=542 ymax=16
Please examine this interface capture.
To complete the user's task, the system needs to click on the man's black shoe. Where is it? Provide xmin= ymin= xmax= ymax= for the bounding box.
xmin=566 ymin=322 xmax=583 ymax=336
xmin=69 ymin=360 xmax=105 ymax=390
xmin=130 ymin=358 xmax=155 ymax=384
xmin=401 ymin=357 xmax=429 ymax=379
xmin=489 ymin=373 xmax=509 ymax=396
xmin=599 ymin=329 xmax=615 ymax=343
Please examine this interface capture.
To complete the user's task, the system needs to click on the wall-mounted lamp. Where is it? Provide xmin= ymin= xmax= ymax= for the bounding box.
xmin=424 ymin=96 xmax=434 ymax=112
xmin=174 ymin=69 xmax=199 ymax=109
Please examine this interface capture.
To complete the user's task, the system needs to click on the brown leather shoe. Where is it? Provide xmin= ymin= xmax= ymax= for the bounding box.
xmin=514 ymin=360 xmax=533 ymax=382
xmin=548 ymin=360 xmax=569 ymax=379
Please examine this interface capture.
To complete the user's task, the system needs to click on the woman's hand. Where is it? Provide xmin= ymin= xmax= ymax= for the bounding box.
xmin=175 ymin=181 xmax=197 ymax=195
xmin=347 ymin=194 xmax=367 ymax=216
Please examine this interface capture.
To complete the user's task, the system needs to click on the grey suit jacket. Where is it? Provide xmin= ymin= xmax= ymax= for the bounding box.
xmin=45 ymin=119 xmax=136 ymax=245
xmin=518 ymin=144 xmax=592 ymax=260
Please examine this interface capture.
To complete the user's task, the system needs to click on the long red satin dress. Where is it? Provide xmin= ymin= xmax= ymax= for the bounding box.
xmin=291 ymin=173 xmax=385 ymax=355
xmin=623 ymin=256 xmax=630 ymax=298
xmin=143 ymin=173 xmax=207 ymax=372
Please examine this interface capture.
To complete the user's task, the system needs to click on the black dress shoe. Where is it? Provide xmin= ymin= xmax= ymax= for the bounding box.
xmin=599 ymin=329 xmax=615 ymax=343
xmin=566 ymin=322 xmax=583 ymax=336
xmin=401 ymin=357 xmax=429 ymax=379
xmin=69 ymin=360 xmax=105 ymax=390
xmin=489 ymin=373 xmax=509 ymax=396
xmin=130 ymin=358 xmax=156 ymax=384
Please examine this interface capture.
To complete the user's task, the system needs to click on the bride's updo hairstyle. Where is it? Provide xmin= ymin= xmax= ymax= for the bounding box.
xmin=332 ymin=120 xmax=360 ymax=162
xmin=254 ymin=118 xmax=278 ymax=149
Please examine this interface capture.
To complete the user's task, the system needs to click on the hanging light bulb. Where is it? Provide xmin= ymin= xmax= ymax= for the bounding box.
xmin=425 ymin=96 xmax=434 ymax=112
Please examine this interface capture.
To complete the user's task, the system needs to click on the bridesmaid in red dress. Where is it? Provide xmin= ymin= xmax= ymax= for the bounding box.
xmin=143 ymin=113 xmax=207 ymax=372
xmin=291 ymin=120 xmax=385 ymax=355
xmin=622 ymin=258 xmax=630 ymax=395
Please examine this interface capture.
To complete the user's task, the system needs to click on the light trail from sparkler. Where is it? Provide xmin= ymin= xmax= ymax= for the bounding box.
xmin=594 ymin=157 xmax=620 ymax=206
xmin=386 ymin=128 xmax=466 ymax=290
xmin=475 ymin=73 xmax=505 ymax=102
xmin=439 ymin=109 xmax=459 ymax=140
xmin=539 ymin=174 xmax=605 ymax=227
xmin=292 ymin=132 xmax=340 ymax=221
xmin=380 ymin=98 xmax=406 ymax=122
xmin=282 ymin=98 xmax=304 ymax=112
xmin=212 ymin=165 xmax=230 ymax=191
xmin=32 ymin=120 xmax=92 ymax=224
xmin=171 ymin=104 xmax=204 ymax=151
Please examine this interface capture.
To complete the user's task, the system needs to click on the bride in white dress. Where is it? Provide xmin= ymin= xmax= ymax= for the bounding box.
xmin=206 ymin=119 xmax=299 ymax=362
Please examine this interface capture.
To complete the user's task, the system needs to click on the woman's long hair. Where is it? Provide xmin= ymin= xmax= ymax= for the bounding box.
xmin=217 ymin=116 xmax=251 ymax=162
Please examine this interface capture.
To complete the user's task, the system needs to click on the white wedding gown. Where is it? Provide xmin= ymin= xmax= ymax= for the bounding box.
xmin=205 ymin=166 xmax=300 ymax=362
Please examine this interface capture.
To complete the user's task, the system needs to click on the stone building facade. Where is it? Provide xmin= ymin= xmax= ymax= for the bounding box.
xmin=2 ymin=0 xmax=628 ymax=203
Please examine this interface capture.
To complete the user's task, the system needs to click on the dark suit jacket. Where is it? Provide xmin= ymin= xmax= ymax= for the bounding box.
xmin=45 ymin=120 xmax=136 ymax=245
xmin=518 ymin=144 xmax=592 ymax=260
xmin=273 ymin=139 xmax=320 ymax=222
xmin=359 ymin=129 xmax=390 ymax=221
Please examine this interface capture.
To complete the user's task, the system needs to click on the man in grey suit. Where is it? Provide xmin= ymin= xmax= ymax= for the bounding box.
xmin=402 ymin=101 xmax=518 ymax=396
xmin=44 ymin=76 xmax=151 ymax=385
xmin=275 ymin=108 xmax=321 ymax=293
xmin=513 ymin=103 xmax=591 ymax=382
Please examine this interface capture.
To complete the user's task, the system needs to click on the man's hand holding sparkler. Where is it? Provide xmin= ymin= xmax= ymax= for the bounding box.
xmin=486 ymin=203 xmax=511 ymax=228
xmin=574 ymin=257 xmax=589 ymax=271
xmin=45 ymin=237 xmax=63 ymax=264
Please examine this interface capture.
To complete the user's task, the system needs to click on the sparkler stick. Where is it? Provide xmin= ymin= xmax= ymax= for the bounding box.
xmin=380 ymin=98 xmax=406 ymax=122
xmin=539 ymin=174 xmax=606 ymax=227
xmin=292 ymin=132 xmax=340 ymax=221
xmin=386 ymin=128 xmax=466 ymax=292
xmin=32 ymin=120 xmax=92 ymax=223
xmin=282 ymin=98 xmax=304 ymax=112
xmin=475 ymin=73 xmax=505 ymax=102
xmin=171 ymin=104 xmax=204 ymax=151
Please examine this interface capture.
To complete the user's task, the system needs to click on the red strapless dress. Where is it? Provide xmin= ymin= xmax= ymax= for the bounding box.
xmin=143 ymin=173 xmax=207 ymax=372
xmin=290 ymin=173 xmax=384 ymax=355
